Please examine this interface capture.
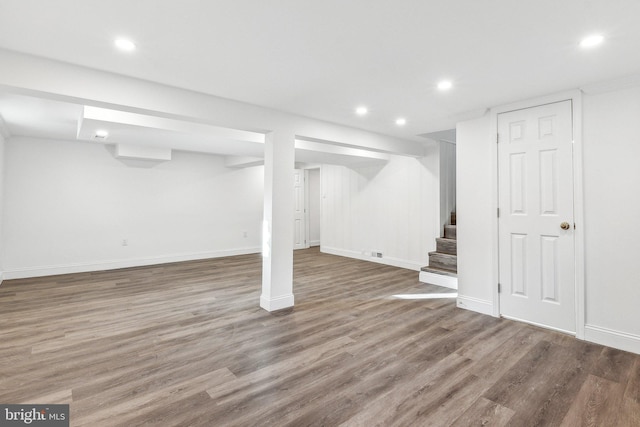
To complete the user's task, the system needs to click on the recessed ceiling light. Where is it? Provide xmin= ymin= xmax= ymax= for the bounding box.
xmin=355 ymin=106 xmax=368 ymax=116
xmin=395 ymin=118 xmax=407 ymax=126
xmin=114 ymin=38 xmax=136 ymax=52
xmin=580 ymin=34 xmax=604 ymax=48
xmin=95 ymin=129 xmax=109 ymax=139
xmin=437 ymin=80 xmax=453 ymax=91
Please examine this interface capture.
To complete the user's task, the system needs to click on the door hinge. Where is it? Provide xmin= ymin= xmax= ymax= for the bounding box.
xmin=498 ymin=283 xmax=501 ymax=293
xmin=497 ymin=208 xmax=500 ymax=218
xmin=496 ymin=134 xmax=500 ymax=143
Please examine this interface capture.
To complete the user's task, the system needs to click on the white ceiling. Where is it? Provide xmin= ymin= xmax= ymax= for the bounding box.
xmin=1 ymin=0 xmax=640 ymax=142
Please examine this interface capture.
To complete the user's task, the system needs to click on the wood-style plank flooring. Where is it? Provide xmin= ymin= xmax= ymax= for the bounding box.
xmin=1 ymin=247 xmax=639 ymax=426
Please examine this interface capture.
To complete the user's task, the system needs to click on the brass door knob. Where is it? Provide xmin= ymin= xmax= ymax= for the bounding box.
xmin=560 ymin=222 xmax=571 ymax=230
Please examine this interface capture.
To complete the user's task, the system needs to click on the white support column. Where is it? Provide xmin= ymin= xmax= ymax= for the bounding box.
xmin=261 ymin=130 xmax=295 ymax=311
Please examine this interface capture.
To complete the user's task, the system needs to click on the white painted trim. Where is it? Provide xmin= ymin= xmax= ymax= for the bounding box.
xmin=309 ymin=240 xmax=321 ymax=247
xmin=0 ymin=271 xmax=4 ymax=286
xmin=321 ymin=246 xmax=423 ymax=271
xmin=572 ymin=91 xmax=586 ymax=340
xmin=491 ymin=90 xmax=582 ymax=115
xmin=303 ymin=169 xmax=310 ymax=249
xmin=585 ymin=325 xmax=640 ymax=355
xmin=456 ymin=295 xmax=493 ymax=316
xmin=260 ymin=293 xmax=295 ymax=312
xmin=2 ymin=247 xmax=262 ymax=280
xmin=490 ymin=89 xmax=585 ymax=333
xmin=490 ymin=107 xmax=500 ymax=318
xmin=419 ymin=271 xmax=458 ymax=290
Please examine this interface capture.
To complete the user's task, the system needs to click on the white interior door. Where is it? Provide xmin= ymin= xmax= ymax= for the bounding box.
xmin=498 ymin=100 xmax=576 ymax=333
xmin=293 ymin=169 xmax=307 ymax=250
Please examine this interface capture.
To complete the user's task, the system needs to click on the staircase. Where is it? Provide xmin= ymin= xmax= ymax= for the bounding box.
xmin=419 ymin=212 xmax=458 ymax=289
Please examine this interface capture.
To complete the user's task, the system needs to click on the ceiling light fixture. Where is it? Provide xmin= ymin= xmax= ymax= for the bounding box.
xmin=580 ymin=34 xmax=604 ymax=48
xmin=395 ymin=118 xmax=407 ymax=126
xmin=94 ymin=129 xmax=109 ymax=139
xmin=355 ymin=106 xmax=368 ymax=116
xmin=114 ymin=38 xmax=136 ymax=52
xmin=437 ymin=80 xmax=453 ymax=91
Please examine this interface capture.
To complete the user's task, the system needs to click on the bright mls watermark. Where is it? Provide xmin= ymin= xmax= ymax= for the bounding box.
xmin=0 ymin=405 xmax=69 ymax=426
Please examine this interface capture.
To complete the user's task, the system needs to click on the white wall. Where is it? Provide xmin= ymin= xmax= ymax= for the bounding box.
xmin=2 ymin=136 xmax=264 ymax=278
xmin=308 ymin=168 xmax=321 ymax=246
xmin=439 ymin=141 xmax=456 ymax=228
xmin=320 ymin=153 xmax=439 ymax=271
xmin=0 ymin=132 xmax=5 ymax=283
xmin=456 ymin=86 xmax=640 ymax=353
xmin=455 ymin=114 xmax=495 ymax=314
xmin=583 ymin=87 xmax=640 ymax=344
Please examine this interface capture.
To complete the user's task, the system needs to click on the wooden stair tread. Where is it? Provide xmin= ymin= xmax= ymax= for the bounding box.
xmin=428 ymin=251 xmax=456 ymax=257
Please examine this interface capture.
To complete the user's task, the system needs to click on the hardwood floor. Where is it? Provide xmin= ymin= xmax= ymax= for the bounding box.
xmin=1 ymin=247 xmax=638 ymax=426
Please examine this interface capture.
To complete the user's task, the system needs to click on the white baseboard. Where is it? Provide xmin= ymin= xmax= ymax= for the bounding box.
xmin=309 ymin=240 xmax=321 ymax=247
xmin=419 ymin=271 xmax=458 ymax=290
xmin=321 ymin=246 xmax=423 ymax=271
xmin=2 ymin=247 xmax=262 ymax=280
xmin=584 ymin=324 xmax=640 ymax=355
xmin=260 ymin=293 xmax=295 ymax=312
xmin=0 ymin=270 xmax=3 ymax=286
xmin=456 ymin=295 xmax=494 ymax=316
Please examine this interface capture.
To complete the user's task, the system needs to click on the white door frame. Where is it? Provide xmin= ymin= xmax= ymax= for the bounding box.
xmin=303 ymin=169 xmax=310 ymax=249
xmin=489 ymin=90 xmax=585 ymax=340
xmin=293 ymin=168 xmax=308 ymax=250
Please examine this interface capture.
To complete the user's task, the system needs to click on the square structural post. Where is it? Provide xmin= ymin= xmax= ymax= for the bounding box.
xmin=261 ymin=130 xmax=295 ymax=311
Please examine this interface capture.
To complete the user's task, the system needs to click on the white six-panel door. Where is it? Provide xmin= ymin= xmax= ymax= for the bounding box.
xmin=498 ymin=100 xmax=576 ymax=333
xmin=293 ymin=169 xmax=307 ymax=250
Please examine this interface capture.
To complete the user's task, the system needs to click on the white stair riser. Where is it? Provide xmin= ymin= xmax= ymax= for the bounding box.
xmin=419 ymin=271 xmax=458 ymax=289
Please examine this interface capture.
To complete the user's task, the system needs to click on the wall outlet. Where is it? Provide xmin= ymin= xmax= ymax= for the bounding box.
xmin=122 ymin=239 xmax=128 ymax=246
xmin=371 ymin=251 xmax=383 ymax=258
